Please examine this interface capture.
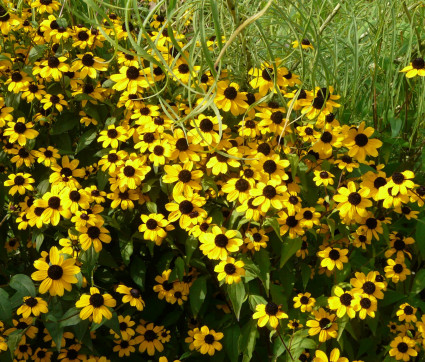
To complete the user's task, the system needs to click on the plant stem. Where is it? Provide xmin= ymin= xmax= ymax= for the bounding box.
xmin=276 ymin=327 xmax=294 ymax=361
xmin=318 ymin=3 xmax=342 ymax=35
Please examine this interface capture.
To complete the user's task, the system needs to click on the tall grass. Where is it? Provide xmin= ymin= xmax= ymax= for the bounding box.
xmin=66 ymin=0 xmax=425 ymax=178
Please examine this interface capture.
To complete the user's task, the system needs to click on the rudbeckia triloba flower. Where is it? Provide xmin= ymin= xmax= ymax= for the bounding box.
xmin=353 ymin=293 xmax=377 ymax=319
xmin=17 ymin=297 xmax=48 ymax=318
xmin=252 ymin=302 xmax=288 ymax=328
xmin=138 ymin=213 xmax=175 ymax=245
xmin=4 ymin=172 xmax=35 ymax=195
xmin=214 ymin=257 xmax=245 ymax=284
xmin=214 ymin=81 xmax=248 ymax=116
xmin=134 ymin=323 xmax=164 ymax=356
xmin=199 ymin=226 xmax=243 ymax=260
xmin=192 ymin=326 xmax=223 ymax=356
xmin=76 ymin=220 xmax=112 ymax=252
xmin=31 ymin=246 xmax=80 ymax=296
xmin=350 ymin=271 xmax=385 ymax=299
xmin=113 ymin=338 xmax=137 ymax=357
xmin=306 ymin=308 xmax=338 ymax=342
xmin=116 ymin=285 xmax=145 ymax=311
xmin=4 ymin=118 xmax=39 ymax=146
xmin=396 ymin=303 xmax=417 ymax=323
xmin=344 ymin=122 xmax=382 ymax=161
xmin=317 ymin=247 xmax=349 ymax=271
xmin=76 ymin=287 xmax=116 ymax=324
xmin=389 ymin=336 xmax=418 ymax=361
xmin=292 ymin=38 xmax=314 ymax=50
xmin=328 ymin=287 xmax=357 ymax=318
xmin=313 ymin=348 xmax=348 ymax=362
xmin=293 ymin=292 xmax=316 ymax=312
xmin=400 ymin=57 xmax=425 ymax=78
xmin=333 ymin=181 xmax=372 ymax=223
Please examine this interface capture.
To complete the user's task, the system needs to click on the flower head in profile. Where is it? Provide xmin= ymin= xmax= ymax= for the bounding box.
xmin=400 ymin=57 xmax=425 ymax=78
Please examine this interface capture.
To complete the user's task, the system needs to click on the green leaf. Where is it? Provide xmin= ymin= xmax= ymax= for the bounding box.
xmin=98 ymin=250 xmax=119 ymax=268
xmin=264 ymin=217 xmax=282 ymax=241
xmin=280 ymin=238 xmax=302 ymax=268
xmin=389 ymin=117 xmax=402 ymax=137
xmin=415 ymin=218 xmax=425 ymax=257
xmin=76 ymin=128 xmax=97 ymax=153
xmin=120 ymin=240 xmax=133 ymax=265
xmin=96 ymin=171 xmax=108 ymax=190
xmin=59 ymin=307 xmax=81 ymax=328
xmin=287 ymin=153 xmax=299 ymax=178
xmin=45 ymin=321 xmax=64 ymax=352
xmin=185 ymin=236 xmax=198 ymax=263
xmin=32 ymin=230 xmax=44 ymax=251
xmin=175 ymin=257 xmax=185 ymax=281
xmin=28 ymin=45 xmax=47 ymax=63
xmin=146 ymin=201 xmax=157 ymax=213
xmin=410 ymin=269 xmax=425 ymax=296
xmin=202 ymin=175 xmax=218 ymax=193
xmin=9 ymin=274 xmax=36 ymax=297
xmin=239 ymin=320 xmax=258 ymax=362
xmin=223 ymin=324 xmax=241 ymax=362
xmin=189 ymin=276 xmax=207 ymax=317
xmin=50 ymin=112 xmax=79 ymax=135
xmin=0 ymin=289 xmax=12 ymax=324
xmin=80 ymin=246 xmax=99 ymax=278
xmin=104 ymin=312 xmax=121 ymax=337
xmin=7 ymin=330 xmax=24 ymax=358
xmin=130 ymin=256 xmax=146 ymax=290
xmin=300 ymin=263 xmax=311 ymax=290
xmin=248 ymin=294 xmax=267 ymax=310
xmin=253 ymin=249 xmax=270 ymax=293
xmin=227 ymin=282 xmax=246 ymax=320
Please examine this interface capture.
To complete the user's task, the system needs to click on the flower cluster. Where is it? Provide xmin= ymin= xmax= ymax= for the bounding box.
xmin=0 ymin=0 xmax=424 ymax=361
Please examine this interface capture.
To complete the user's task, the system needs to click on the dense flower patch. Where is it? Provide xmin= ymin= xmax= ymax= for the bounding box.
xmin=0 ymin=0 xmax=424 ymax=361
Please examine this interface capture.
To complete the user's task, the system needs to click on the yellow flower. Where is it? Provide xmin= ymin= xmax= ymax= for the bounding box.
xmin=17 ymin=296 xmax=48 ymax=319
xmin=214 ymin=257 xmax=245 ymax=284
xmin=313 ymin=348 xmax=348 ymax=362
xmin=306 ymin=308 xmax=338 ymax=342
xmin=76 ymin=287 xmax=116 ymax=324
xmin=199 ymin=226 xmax=243 ymax=260
xmin=134 ymin=322 xmax=164 ymax=356
xmin=163 ymin=163 xmax=203 ymax=197
xmin=77 ymin=220 xmax=112 ymax=252
xmin=139 ymin=213 xmax=175 ymax=245
xmin=292 ymin=38 xmax=314 ymax=50
xmin=344 ymin=122 xmax=382 ymax=162
xmin=4 ymin=118 xmax=39 ymax=146
xmin=400 ymin=57 xmax=425 ymax=78
xmin=193 ymin=326 xmax=223 ymax=356
xmin=317 ymin=247 xmax=349 ymax=271
xmin=293 ymin=292 xmax=316 ymax=312
xmin=116 ymin=284 xmax=145 ymax=311
xmin=4 ymin=172 xmax=34 ymax=195
xmin=333 ymin=181 xmax=372 ymax=223
xmin=214 ymin=81 xmax=248 ymax=116
xmin=328 ymin=287 xmax=358 ymax=318
xmin=31 ymin=246 xmax=80 ymax=296
xmin=252 ymin=302 xmax=288 ymax=328
xmin=389 ymin=336 xmax=417 ymax=360
xmin=396 ymin=303 xmax=417 ymax=323
xmin=384 ymin=258 xmax=411 ymax=283
xmin=313 ymin=170 xmax=335 ymax=187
